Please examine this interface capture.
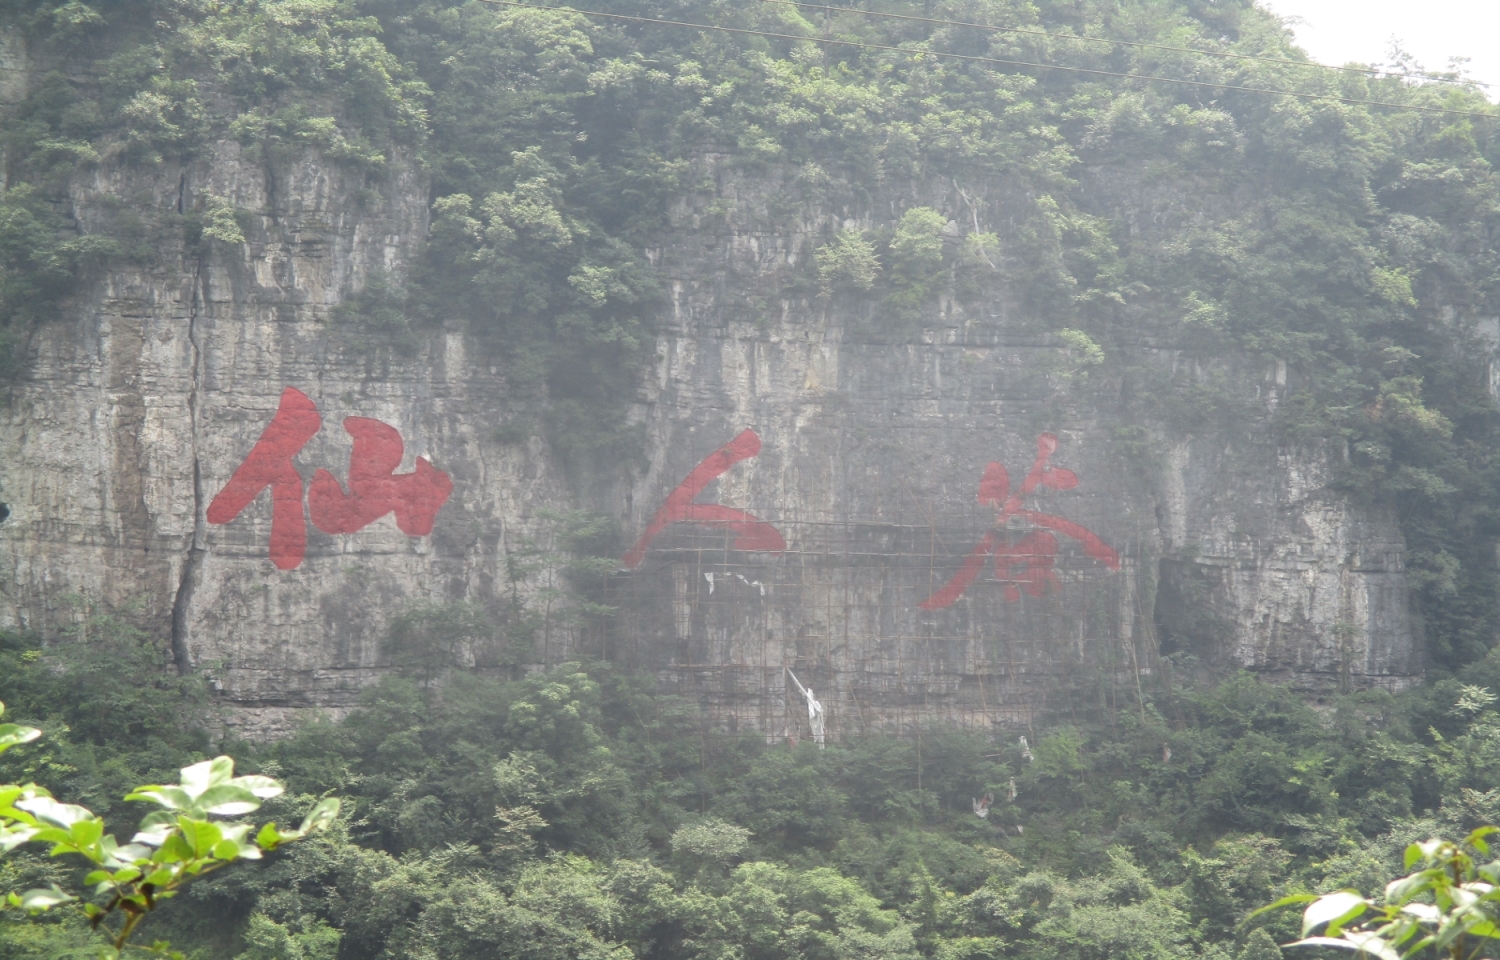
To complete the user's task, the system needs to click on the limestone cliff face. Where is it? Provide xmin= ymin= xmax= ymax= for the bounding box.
xmin=610 ymin=161 xmax=1417 ymax=739
xmin=0 ymin=143 xmax=573 ymax=737
xmin=0 ymin=144 xmax=1420 ymax=738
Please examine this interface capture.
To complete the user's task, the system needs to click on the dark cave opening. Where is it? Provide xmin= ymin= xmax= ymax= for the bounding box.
xmin=1152 ymin=558 xmax=1233 ymax=664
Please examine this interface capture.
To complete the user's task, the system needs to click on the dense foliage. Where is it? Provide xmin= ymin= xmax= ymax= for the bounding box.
xmin=10 ymin=608 xmax=1500 ymax=958
xmin=1258 ymin=827 xmax=1500 ymax=960
xmin=3 ymin=0 xmax=1500 ymax=663
xmin=5 ymin=0 xmax=1500 ymax=955
xmin=0 ymin=705 xmax=340 ymax=960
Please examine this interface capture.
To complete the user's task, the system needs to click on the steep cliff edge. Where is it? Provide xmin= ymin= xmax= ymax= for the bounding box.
xmin=2 ymin=0 xmax=1495 ymax=738
xmin=0 ymin=148 xmax=1421 ymax=737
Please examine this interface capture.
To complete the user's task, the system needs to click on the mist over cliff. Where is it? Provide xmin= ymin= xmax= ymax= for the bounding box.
xmin=1 ymin=0 xmax=1498 ymax=740
xmin=9 ymin=3 xmax=1500 ymax=960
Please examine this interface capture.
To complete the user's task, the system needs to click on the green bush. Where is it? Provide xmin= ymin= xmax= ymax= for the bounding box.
xmin=816 ymin=230 xmax=881 ymax=293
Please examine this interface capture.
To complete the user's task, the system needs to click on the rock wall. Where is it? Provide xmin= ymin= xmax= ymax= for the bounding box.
xmin=0 ymin=147 xmax=1421 ymax=739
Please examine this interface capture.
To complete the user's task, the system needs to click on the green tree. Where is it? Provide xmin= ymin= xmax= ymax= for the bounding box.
xmin=0 ymin=702 xmax=340 ymax=957
xmin=816 ymin=231 xmax=881 ymax=294
xmin=1258 ymin=828 xmax=1500 ymax=960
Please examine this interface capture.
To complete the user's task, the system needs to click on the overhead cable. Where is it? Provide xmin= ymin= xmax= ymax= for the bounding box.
xmin=476 ymin=0 xmax=1499 ymax=121
xmin=757 ymin=0 xmax=1492 ymax=90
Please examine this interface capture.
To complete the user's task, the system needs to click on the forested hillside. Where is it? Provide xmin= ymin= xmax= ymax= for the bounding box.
xmin=4 ymin=0 xmax=1500 ymax=956
xmin=11 ymin=631 xmax=1500 ymax=959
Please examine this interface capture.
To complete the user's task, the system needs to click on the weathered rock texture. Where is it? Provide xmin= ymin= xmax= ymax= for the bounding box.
xmin=0 ymin=148 xmax=1421 ymax=739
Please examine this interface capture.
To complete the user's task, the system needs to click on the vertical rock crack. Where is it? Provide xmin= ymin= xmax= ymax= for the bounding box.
xmin=169 ymin=253 xmax=205 ymax=675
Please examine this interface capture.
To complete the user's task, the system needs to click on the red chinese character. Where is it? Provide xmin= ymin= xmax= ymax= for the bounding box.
xmin=919 ymin=434 xmax=1118 ymax=609
xmin=207 ymin=388 xmax=452 ymax=570
xmin=205 ymin=388 xmax=323 ymax=570
xmin=621 ymin=429 xmax=786 ymax=569
xmin=993 ymin=530 xmax=1061 ymax=601
xmin=308 ymin=418 xmax=454 ymax=536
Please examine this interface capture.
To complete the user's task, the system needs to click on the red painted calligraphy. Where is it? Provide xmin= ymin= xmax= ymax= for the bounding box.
xmin=206 ymin=388 xmax=322 ymax=570
xmin=207 ymin=388 xmax=453 ymax=570
xmin=309 ymin=418 xmax=453 ymax=536
xmin=621 ymin=429 xmax=786 ymax=569
xmin=919 ymin=434 xmax=1118 ymax=609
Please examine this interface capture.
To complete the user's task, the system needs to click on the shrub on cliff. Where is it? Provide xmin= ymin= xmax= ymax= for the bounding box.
xmin=0 ymin=702 xmax=339 ymax=957
xmin=4 ymin=0 xmax=1500 ymax=661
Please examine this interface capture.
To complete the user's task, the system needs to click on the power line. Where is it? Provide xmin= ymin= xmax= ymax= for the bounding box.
xmin=758 ymin=0 xmax=1492 ymax=90
xmin=478 ymin=0 xmax=1498 ymax=121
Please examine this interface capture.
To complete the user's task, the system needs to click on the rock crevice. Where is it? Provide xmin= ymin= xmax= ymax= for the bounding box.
xmin=0 ymin=150 xmax=1423 ymax=738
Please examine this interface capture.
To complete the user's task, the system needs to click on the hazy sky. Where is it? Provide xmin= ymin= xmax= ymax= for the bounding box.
xmin=1258 ymin=0 xmax=1500 ymax=98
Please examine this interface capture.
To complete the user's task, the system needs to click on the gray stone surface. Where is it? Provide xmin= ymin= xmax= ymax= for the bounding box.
xmin=0 ymin=148 xmax=1422 ymax=739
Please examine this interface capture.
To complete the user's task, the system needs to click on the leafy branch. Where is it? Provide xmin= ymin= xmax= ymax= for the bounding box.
xmin=0 ymin=701 xmax=339 ymax=958
xmin=1256 ymin=827 xmax=1500 ymax=960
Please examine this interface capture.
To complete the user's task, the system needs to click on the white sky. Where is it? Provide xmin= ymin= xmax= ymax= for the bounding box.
xmin=1258 ymin=0 xmax=1500 ymax=99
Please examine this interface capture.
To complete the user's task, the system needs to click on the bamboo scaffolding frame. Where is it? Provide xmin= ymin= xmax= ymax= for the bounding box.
xmin=588 ymin=494 xmax=1150 ymax=747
